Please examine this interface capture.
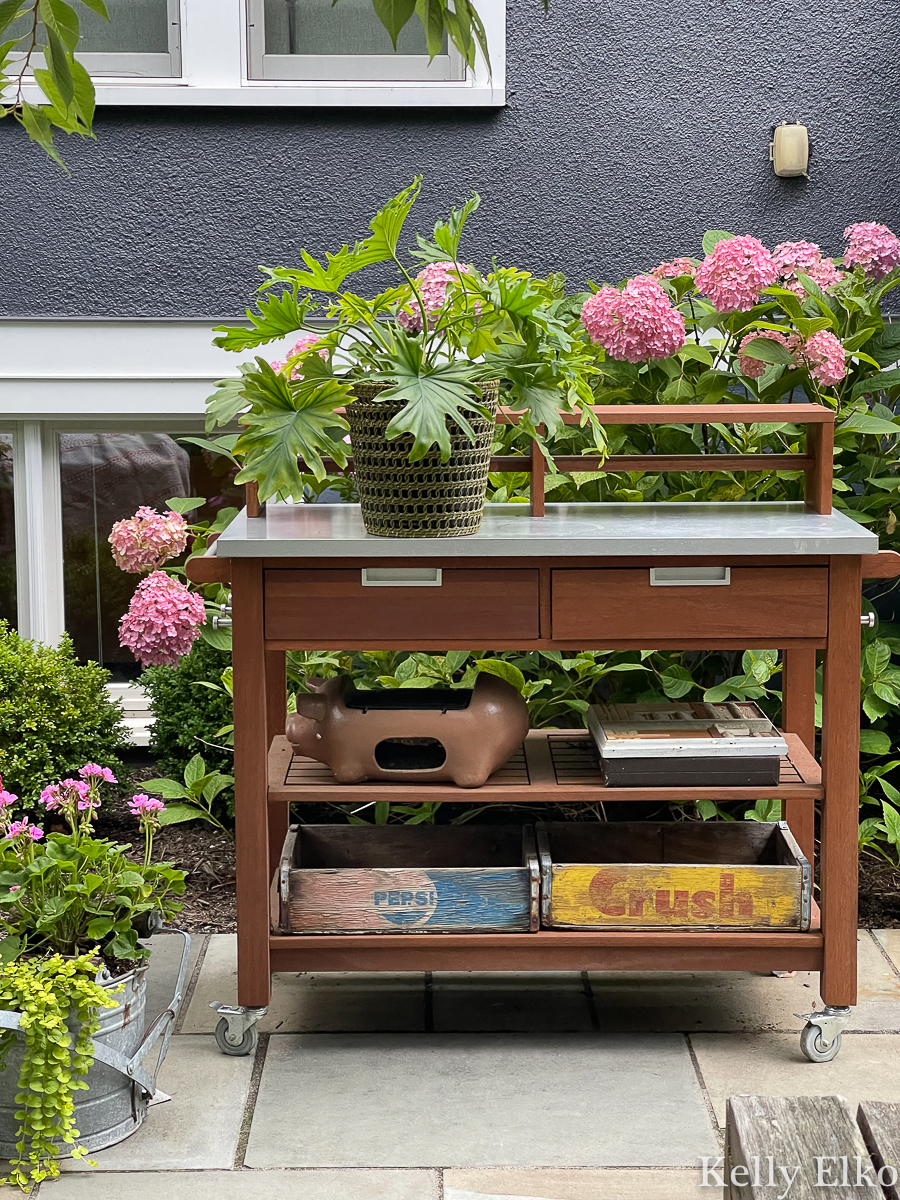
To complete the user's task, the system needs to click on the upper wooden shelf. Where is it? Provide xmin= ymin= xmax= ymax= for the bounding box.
xmin=267 ymin=728 xmax=822 ymax=805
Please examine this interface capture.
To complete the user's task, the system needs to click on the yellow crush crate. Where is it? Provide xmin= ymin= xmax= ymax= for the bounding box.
xmin=536 ymin=821 xmax=811 ymax=931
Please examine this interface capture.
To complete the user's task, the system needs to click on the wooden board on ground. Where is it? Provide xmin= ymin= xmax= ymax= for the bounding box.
xmin=725 ymin=1095 xmax=873 ymax=1198
xmin=857 ymin=1101 xmax=900 ymax=1200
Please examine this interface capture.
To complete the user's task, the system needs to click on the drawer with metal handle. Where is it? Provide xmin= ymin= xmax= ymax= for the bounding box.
xmin=551 ymin=566 xmax=828 ymax=641
xmin=264 ymin=567 xmax=540 ymax=642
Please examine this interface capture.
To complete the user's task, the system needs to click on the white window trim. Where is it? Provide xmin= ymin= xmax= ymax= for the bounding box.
xmin=10 ymin=423 xmax=65 ymax=646
xmin=11 ymin=0 xmax=505 ymax=107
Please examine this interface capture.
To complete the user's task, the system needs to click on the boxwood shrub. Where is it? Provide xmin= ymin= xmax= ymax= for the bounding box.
xmin=0 ymin=622 xmax=127 ymax=803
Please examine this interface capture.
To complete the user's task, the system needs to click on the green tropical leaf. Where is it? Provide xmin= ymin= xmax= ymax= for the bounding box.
xmin=411 ymin=191 xmax=481 ymax=263
xmin=78 ymin=0 xmax=109 ymax=14
xmin=866 ymin=325 xmax=900 ymax=367
xmin=213 ymin=291 xmax=310 ymax=351
xmin=233 ymin=360 xmax=351 ymax=496
xmin=859 ymin=730 xmax=891 ymax=756
xmin=0 ymin=0 xmax=22 ymax=34
xmin=372 ymin=0 xmax=416 ymax=46
xmin=205 ymin=374 xmax=252 ymax=432
xmin=882 ymin=802 xmax=900 ymax=846
xmin=20 ymin=101 xmax=66 ymax=169
xmin=366 ymin=176 xmax=422 ymax=261
xmin=660 ymin=664 xmax=695 ymax=698
xmin=199 ymin=623 xmax=233 ymax=651
xmin=702 ymin=230 xmax=735 ymax=256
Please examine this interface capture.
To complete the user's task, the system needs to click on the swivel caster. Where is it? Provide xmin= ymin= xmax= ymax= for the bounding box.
xmin=209 ymin=1002 xmax=267 ymax=1056
xmin=215 ymin=1017 xmax=258 ymax=1057
xmin=796 ymin=1005 xmax=851 ymax=1063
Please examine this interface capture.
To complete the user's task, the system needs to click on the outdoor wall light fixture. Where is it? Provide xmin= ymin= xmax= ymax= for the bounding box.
xmin=770 ymin=121 xmax=810 ymax=178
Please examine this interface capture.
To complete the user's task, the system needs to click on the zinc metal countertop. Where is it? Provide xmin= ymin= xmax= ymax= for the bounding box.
xmin=213 ymin=501 xmax=877 ymax=559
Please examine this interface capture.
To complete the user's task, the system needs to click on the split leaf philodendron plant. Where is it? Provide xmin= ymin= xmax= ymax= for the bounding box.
xmin=206 ymin=178 xmax=606 ymax=502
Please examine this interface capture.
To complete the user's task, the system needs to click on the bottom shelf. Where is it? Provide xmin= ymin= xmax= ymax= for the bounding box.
xmin=268 ymin=906 xmax=823 ymax=974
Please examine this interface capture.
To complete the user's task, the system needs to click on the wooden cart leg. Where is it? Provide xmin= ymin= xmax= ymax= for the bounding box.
xmin=266 ymin=649 xmax=289 ymax=878
xmin=232 ymin=559 xmax=272 ymax=1009
xmin=781 ymin=648 xmax=817 ymax=863
xmin=819 ymin=557 xmax=861 ymax=1007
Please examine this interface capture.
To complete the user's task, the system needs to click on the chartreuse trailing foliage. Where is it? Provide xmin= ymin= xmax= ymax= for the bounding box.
xmin=0 ymin=950 xmax=118 ymax=1188
xmin=0 ymin=0 xmax=108 ymax=166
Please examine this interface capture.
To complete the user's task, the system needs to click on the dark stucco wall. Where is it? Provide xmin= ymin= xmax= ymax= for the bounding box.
xmin=2 ymin=0 xmax=898 ymax=317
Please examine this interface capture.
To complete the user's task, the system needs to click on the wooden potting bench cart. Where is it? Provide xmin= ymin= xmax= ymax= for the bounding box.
xmin=188 ymin=403 xmax=899 ymax=1060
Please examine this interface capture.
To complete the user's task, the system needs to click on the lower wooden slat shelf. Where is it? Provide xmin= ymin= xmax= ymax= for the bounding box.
xmin=269 ymin=921 xmax=824 ymax=974
xmin=267 ymin=728 xmax=822 ymax=804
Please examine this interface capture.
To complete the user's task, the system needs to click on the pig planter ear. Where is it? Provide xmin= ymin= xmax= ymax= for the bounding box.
xmin=284 ymin=672 xmax=529 ymax=788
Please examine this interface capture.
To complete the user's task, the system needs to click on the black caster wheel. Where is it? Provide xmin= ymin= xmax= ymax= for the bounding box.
xmin=215 ymin=1016 xmax=258 ymax=1056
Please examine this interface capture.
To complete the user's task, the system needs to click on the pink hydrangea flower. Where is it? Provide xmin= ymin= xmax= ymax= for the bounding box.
xmin=580 ymin=276 xmax=686 ymax=363
xmin=271 ymin=333 xmax=328 ymax=378
xmin=650 ymin=257 xmax=697 ymax=280
xmin=79 ymin=764 xmax=117 ymax=784
xmin=109 ymin=506 xmax=189 ymax=575
xmin=398 ymin=261 xmax=476 ymax=333
xmin=797 ymin=329 xmax=846 ymax=386
xmin=843 ymin=222 xmax=900 ymax=281
xmin=737 ymin=329 xmax=796 ymax=379
xmin=772 ymin=241 xmax=844 ymax=296
xmin=695 ymin=235 xmax=778 ymax=312
xmin=119 ymin=571 xmax=207 ymax=668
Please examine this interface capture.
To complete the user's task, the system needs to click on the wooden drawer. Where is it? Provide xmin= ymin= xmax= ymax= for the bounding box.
xmin=264 ymin=567 xmax=540 ymax=642
xmin=537 ymin=821 xmax=811 ymax=931
xmin=551 ymin=567 xmax=828 ymax=640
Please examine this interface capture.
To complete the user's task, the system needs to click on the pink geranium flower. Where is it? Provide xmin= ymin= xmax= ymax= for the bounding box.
xmin=580 ymin=276 xmax=686 ymax=363
xmin=109 ymin=506 xmax=189 ymax=574
xmin=843 ymin=223 xmax=900 ymax=281
xmin=79 ymin=764 xmax=117 ymax=784
xmin=695 ymin=235 xmax=778 ymax=313
xmin=119 ymin=571 xmax=207 ymax=668
xmin=128 ymin=794 xmax=166 ymax=819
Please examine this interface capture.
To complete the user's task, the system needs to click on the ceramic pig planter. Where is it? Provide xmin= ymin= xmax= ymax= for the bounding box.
xmin=285 ymin=674 xmax=530 ymax=787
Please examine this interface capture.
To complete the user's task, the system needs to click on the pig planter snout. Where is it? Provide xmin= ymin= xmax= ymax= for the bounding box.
xmin=285 ymin=674 xmax=529 ymax=787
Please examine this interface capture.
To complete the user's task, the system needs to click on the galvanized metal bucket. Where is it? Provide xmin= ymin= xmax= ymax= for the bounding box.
xmin=0 ymin=929 xmax=191 ymax=1157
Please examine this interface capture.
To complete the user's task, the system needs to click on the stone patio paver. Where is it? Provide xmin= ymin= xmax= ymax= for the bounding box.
xmin=49 ymin=1170 xmax=439 ymax=1199
xmin=244 ymin=1033 xmax=718 ymax=1168
xmin=874 ymin=929 xmax=900 ymax=976
xmin=61 ymin=1036 xmax=253 ymax=1171
xmin=431 ymin=973 xmax=594 ymax=1031
xmin=444 ymin=1168 xmax=714 ymax=1199
xmin=180 ymin=935 xmax=426 ymax=1033
xmin=690 ymin=1031 xmax=900 ymax=1125
xmin=588 ymin=932 xmax=900 ymax=1032
xmin=144 ymin=930 xmax=203 ymax=1029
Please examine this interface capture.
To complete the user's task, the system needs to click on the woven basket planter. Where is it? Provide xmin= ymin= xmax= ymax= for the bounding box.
xmin=346 ymin=380 xmax=499 ymax=538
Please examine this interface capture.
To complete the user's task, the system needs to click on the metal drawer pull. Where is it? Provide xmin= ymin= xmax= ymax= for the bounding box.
xmin=649 ymin=566 xmax=731 ymax=587
xmin=361 ymin=567 xmax=443 ymax=587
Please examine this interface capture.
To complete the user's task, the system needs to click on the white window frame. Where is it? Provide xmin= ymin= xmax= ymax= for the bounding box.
xmin=246 ymin=0 xmax=466 ymax=82
xmin=9 ymin=0 xmax=182 ymax=80
xmin=12 ymin=0 xmax=504 ymax=107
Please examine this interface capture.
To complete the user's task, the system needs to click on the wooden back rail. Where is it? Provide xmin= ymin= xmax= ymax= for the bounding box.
xmin=244 ymin=402 xmax=835 ymax=520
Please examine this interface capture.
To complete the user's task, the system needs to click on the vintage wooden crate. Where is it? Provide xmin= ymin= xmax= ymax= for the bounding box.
xmin=272 ymin=824 xmax=539 ymax=934
xmin=537 ymin=821 xmax=811 ymax=931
